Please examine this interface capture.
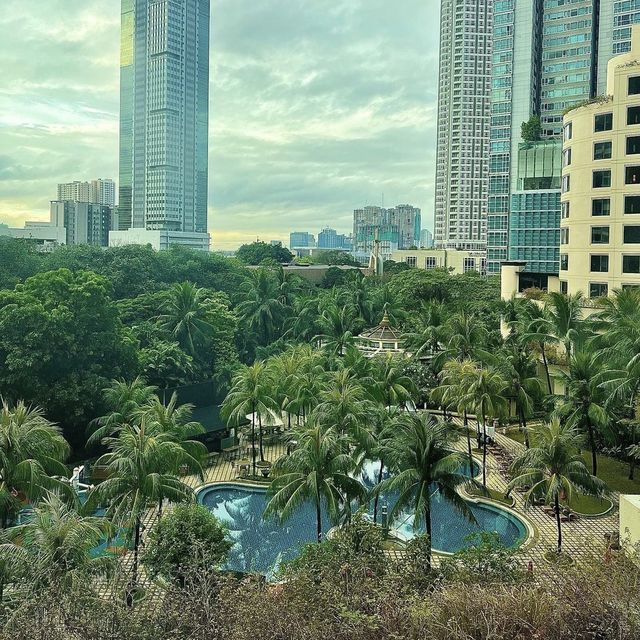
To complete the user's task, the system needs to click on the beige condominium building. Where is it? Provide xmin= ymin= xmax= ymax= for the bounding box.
xmin=560 ymin=27 xmax=640 ymax=298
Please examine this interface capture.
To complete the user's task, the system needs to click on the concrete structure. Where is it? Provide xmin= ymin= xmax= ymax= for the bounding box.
xmin=391 ymin=248 xmax=486 ymax=275
xmin=246 ymin=263 xmax=363 ymax=285
xmin=109 ymin=228 xmax=211 ymax=252
xmin=50 ymin=201 xmax=111 ymax=247
xmin=118 ymin=0 xmax=210 ymax=250
xmin=561 ymin=29 xmax=640 ymax=297
xmin=0 ymin=222 xmax=66 ymax=251
xmin=57 ymin=179 xmax=116 ymax=207
xmin=434 ymin=0 xmax=492 ymax=253
xmin=619 ymin=494 xmax=640 ymax=554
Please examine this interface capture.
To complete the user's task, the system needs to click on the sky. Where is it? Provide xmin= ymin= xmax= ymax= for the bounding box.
xmin=0 ymin=0 xmax=440 ymax=249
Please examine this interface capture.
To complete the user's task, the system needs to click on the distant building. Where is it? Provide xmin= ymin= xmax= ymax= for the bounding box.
xmin=0 ymin=221 xmax=66 ymax=251
xmin=270 ymin=240 xmax=282 ymax=247
xmin=57 ymin=179 xmax=116 ymax=207
xmin=289 ymin=231 xmax=316 ymax=249
xmin=109 ymin=228 xmax=211 ymax=252
xmin=317 ymin=227 xmax=351 ymax=250
xmin=50 ymin=201 xmax=111 ymax=247
xmin=391 ymin=248 xmax=486 ymax=276
xmin=353 ymin=204 xmax=420 ymax=260
xmin=420 ymin=228 xmax=434 ymax=249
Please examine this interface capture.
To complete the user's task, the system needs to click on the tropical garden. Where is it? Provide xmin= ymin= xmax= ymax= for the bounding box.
xmin=0 ymin=238 xmax=639 ymax=638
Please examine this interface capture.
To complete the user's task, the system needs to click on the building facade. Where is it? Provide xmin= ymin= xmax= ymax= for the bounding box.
xmin=289 ymin=231 xmax=316 ymax=249
xmin=317 ymin=227 xmax=351 ymax=250
xmin=560 ymin=29 xmax=640 ymax=297
xmin=434 ymin=0 xmax=493 ymax=252
xmin=420 ymin=228 xmax=434 ymax=249
xmin=57 ymin=179 xmax=116 ymax=207
xmin=0 ymin=222 xmax=67 ymax=251
xmin=118 ymin=0 xmax=210 ymax=249
xmin=391 ymin=248 xmax=486 ymax=275
xmin=353 ymin=205 xmax=420 ymax=257
xmin=50 ymin=201 xmax=111 ymax=247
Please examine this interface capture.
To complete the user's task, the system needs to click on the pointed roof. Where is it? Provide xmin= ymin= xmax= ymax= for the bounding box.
xmin=359 ymin=310 xmax=404 ymax=342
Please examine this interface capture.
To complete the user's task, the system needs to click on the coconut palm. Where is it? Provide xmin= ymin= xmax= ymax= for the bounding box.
xmin=557 ymin=346 xmax=608 ymax=477
xmin=157 ymin=282 xmax=217 ymax=356
xmin=85 ymin=421 xmax=198 ymax=588
xmin=265 ymin=426 xmax=364 ymax=541
xmin=236 ymin=268 xmax=287 ymax=345
xmin=499 ymin=347 xmax=543 ymax=449
xmin=522 ymin=303 xmax=554 ymax=395
xmin=6 ymin=492 xmax=114 ymax=593
xmin=313 ymin=302 xmax=359 ymax=355
xmin=436 ymin=310 xmax=493 ymax=368
xmin=508 ymin=419 xmax=605 ymax=554
xmin=369 ymin=352 xmax=416 ymax=408
xmin=221 ymin=362 xmax=279 ymax=475
xmin=378 ymin=414 xmax=472 ymax=570
xmin=0 ymin=401 xmax=72 ymax=528
xmin=592 ymin=287 xmax=640 ymax=355
xmin=403 ymin=301 xmax=448 ymax=359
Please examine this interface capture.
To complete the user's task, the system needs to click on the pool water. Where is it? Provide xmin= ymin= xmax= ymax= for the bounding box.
xmin=198 ymin=459 xmax=528 ymax=576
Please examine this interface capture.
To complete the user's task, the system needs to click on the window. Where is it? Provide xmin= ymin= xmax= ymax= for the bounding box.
xmin=560 ymin=280 xmax=568 ymax=294
xmin=562 ymin=175 xmax=570 ymax=192
xmin=560 ymin=254 xmax=568 ymax=271
xmin=563 ymin=148 xmax=572 ymax=167
xmin=595 ymin=113 xmax=613 ymax=131
xmin=561 ymin=228 xmax=569 ymax=244
xmin=629 ymin=77 xmax=640 ymax=95
xmin=629 ymin=106 xmax=640 ymax=125
xmin=589 ymin=283 xmax=608 ymax=298
xmin=623 ymin=255 xmax=640 ymax=273
xmin=406 ymin=256 xmax=417 ymax=267
xmin=592 ymin=198 xmax=610 ymax=216
xmin=591 ymin=226 xmax=610 ymax=244
xmin=463 ymin=257 xmax=476 ymax=273
xmin=593 ymin=170 xmax=611 ymax=188
xmin=626 ymin=196 xmax=640 ymax=213
xmin=590 ymin=255 xmax=609 ymax=272
xmin=563 ymin=122 xmax=572 ymax=141
xmin=626 ymin=166 xmax=640 ymax=184
xmin=624 ymin=226 xmax=640 ymax=243
xmin=594 ymin=141 xmax=612 ymax=160
xmin=424 ymin=256 xmax=436 ymax=269
xmin=628 ymin=136 xmax=640 ymax=155
xmin=561 ymin=201 xmax=570 ymax=219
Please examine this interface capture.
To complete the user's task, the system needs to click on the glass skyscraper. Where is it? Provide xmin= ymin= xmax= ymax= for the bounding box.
xmin=118 ymin=0 xmax=210 ymax=242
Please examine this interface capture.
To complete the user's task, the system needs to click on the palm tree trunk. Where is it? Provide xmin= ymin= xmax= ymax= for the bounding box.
xmin=482 ymin=412 xmax=487 ymax=489
xmin=463 ymin=411 xmax=472 ymax=469
xmin=554 ymin=493 xmax=563 ymax=554
xmin=424 ymin=501 xmax=432 ymax=572
xmin=540 ymin=343 xmax=553 ymax=395
xmin=373 ymin=460 xmax=384 ymax=524
xmin=258 ymin=413 xmax=265 ymax=462
xmin=629 ymin=422 xmax=636 ymax=481
xmin=518 ymin=403 xmax=529 ymax=449
xmin=132 ymin=516 xmax=141 ymax=588
xmin=586 ymin=417 xmax=598 ymax=477
xmin=251 ymin=404 xmax=257 ymax=478
xmin=316 ymin=494 xmax=322 ymax=542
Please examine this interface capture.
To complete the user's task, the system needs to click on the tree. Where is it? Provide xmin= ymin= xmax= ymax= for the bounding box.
xmin=403 ymin=302 xmax=448 ymax=359
xmin=557 ymin=346 xmax=608 ymax=477
xmin=221 ymin=362 xmax=278 ymax=476
xmin=369 ymin=352 xmax=416 ymax=408
xmin=86 ymin=421 xmax=199 ymax=590
xmin=508 ymin=419 xmax=605 ymax=554
xmin=521 ymin=115 xmax=542 ymax=142
xmin=436 ymin=311 xmax=493 ymax=367
xmin=0 ymin=402 xmax=72 ymax=528
xmin=138 ymin=340 xmax=195 ymax=389
xmin=265 ymin=426 xmax=364 ymax=541
xmin=143 ymin=503 xmax=231 ymax=586
xmin=378 ymin=414 xmax=471 ymax=570
xmin=6 ymin=493 xmax=114 ymax=594
xmin=235 ymin=242 xmax=293 ymax=265
xmin=313 ymin=302 xmax=359 ymax=355
xmin=311 ymin=250 xmax=360 ymax=267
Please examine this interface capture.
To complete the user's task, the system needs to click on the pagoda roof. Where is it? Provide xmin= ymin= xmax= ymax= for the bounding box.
xmin=359 ymin=311 xmax=404 ymax=342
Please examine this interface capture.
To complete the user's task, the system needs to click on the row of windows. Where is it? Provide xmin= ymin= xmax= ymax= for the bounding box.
xmin=561 ymin=254 xmax=640 ymax=274
xmin=561 ymin=225 xmax=640 ymax=244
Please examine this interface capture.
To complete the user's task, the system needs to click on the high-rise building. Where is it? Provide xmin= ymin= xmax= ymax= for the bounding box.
xmin=317 ymin=227 xmax=350 ymax=250
xmin=289 ymin=232 xmax=315 ymax=249
xmin=560 ymin=28 xmax=640 ymax=297
xmin=353 ymin=205 xmax=421 ymax=257
xmin=118 ymin=0 xmax=210 ymax=250
xmin=434 ymin=0 xmax=493 ymax=252
xmin=50 ymin=201 xmax=111 ymax=247
xmin=57 ymin=179 xmax=116 ymax=207
xmin=487 ymin=1 xmax=621 ymax=274
xmin=420 ymin=228 xmax=434 ymax=249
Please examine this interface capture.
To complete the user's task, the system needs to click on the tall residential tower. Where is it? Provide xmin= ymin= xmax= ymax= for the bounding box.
xmin=115 ymin=0 xmax=211 ymax=251
xmin=434 ymin=0 xmax=493 ymax=252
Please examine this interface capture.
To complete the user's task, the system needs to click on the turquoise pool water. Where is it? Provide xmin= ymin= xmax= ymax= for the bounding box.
xmin=198 ymin=460 xmax=528 ymax=576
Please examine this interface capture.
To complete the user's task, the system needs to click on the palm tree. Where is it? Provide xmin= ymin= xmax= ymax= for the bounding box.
xmin=403 ymin=302 xmax=448 ymax=359
xmin=236 ymin=269 xmax=287 ymax=345
xmin=85 ymin=421 xmax=198 ymax=589
xmin=508 ymin=419 xmax=605 ymax=554
xmin=557 ymin=346 xmax=608 ymax=477
xmin=157 ymin=282 xmax=217 ymax=356
xmin=221 ymin=362 xmax=278 ymax=476
xmin=436 ymin=310 xmax=493 ymax=368
xmin=274 ymin=266 xmax=304 ymax=308
xmin=313 ymin=302 xmax=359 ymax=355
xmin=378 ymin=414 xmax=472 ymax=570
xmin=369 ymin=352 xmax=416 ymax=408
xmin=460 ymin=365 xmax=508 ymax=489
xmin=6 ymin=492 xmax=114 ymax=593
xmin=265 ymin=426 xmax=364 ymax=541
xmin=500 ymin=347 xmax=543 ymax=449
xmin=522 ymin=303 xmax=554 ymax=395
xmin=0 ymin=401 xmax=71 ymax=528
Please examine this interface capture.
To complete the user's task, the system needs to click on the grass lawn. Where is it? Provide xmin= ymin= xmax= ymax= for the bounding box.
xmin=563 ymin=493 xmax=612 ymax=516
xmin=466 ymin=485 xmax=513 ymax=507
xmin=505 ymin=428 xmax=640 ymax=496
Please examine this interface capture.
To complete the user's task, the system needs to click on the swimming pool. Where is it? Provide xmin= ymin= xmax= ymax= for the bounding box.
xmin=197 ymin=459 xmax=529 ymax=576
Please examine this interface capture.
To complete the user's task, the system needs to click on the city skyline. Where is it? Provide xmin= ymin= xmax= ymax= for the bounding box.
xmin=0 ymin=0 xmax=439 ymax=248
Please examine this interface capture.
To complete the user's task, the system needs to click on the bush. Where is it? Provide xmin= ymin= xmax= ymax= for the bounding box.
xmin=143 ymin=503 xmax=232 ymax=586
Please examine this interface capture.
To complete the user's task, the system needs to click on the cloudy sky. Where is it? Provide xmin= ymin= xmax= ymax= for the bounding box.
xmin=0 ymin=0 xmax=440 ymax=249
